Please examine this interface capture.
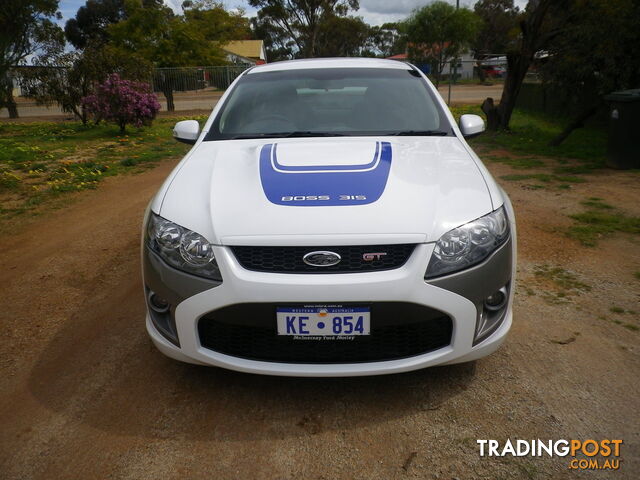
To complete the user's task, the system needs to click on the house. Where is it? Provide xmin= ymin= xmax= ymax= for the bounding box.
xmin=222 ymin=40 xmax=267 ymax=66
xmin=387 ymin=46 xmax=476 ymax=79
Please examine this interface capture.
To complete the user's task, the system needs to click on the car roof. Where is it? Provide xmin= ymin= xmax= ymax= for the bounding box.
xmin=247 ymin=57 xmax=412 ymax=74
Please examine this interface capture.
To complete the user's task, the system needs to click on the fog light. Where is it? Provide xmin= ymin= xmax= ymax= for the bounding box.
xmin=148 ymin=291 xmax=170 ymax=313
xmin=474 ymin=284 xmax=510 ymax=346
xmin=484 ymin=287 xmax=507 ymax=311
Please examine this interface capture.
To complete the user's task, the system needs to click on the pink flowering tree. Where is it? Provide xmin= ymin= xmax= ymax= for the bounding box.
xmin=82 ymin=74 xmax=161 ymax=133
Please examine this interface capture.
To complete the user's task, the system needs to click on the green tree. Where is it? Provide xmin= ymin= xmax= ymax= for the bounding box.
xmin=108 ymin=0 xmax=246 ymax=111
xmin=0 ymin=0 xmax=64 ymax=118
xmin=404 ymin=1 xmax=481 ymax=87
xmin=368 ymin=23 xmax=405 ymax=58
xmin=315 ymin=15 xmax=370 ymax=57
xmin=251 ymin=15 xmax=295 ymax=61
xmin=64 ymin=0 xmax=126 ymax=49
xmin=64 ymin=0 xmax=163 ymax=49
xmin=472 ymin=0 xmax=520 ymax=58
xmin=20 ymin=46 xmax=151 ymax=124
xmin=541 ymin=0 xmax=640 ymax=145
xmin=247 ymin=0 xmax=359 ymax=58
xmin=183 ymin=0 xmax=251 ymax=41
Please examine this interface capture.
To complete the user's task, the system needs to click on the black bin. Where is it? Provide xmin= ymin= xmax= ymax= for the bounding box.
xmin=604 ymin=89 xmax=640 ymax=169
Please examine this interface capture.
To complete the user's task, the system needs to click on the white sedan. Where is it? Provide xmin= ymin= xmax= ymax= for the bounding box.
xmin=142 ymin=58 xmax=516 ymax=376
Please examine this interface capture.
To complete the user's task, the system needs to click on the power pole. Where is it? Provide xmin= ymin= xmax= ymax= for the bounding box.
xmin=447 ymin=0 xmax=460 ymax=105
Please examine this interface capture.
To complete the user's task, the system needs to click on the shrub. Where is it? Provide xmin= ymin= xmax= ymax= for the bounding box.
xmin=82 ymin=74 xmax=160 ymax=133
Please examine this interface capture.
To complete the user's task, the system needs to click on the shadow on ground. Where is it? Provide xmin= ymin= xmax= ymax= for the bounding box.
xmin=27 ymin=274 xmax=477 ymax=442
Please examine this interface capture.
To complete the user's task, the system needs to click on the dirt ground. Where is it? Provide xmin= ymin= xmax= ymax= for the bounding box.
xmin=0 ymin=148 xmax=638 ymax=479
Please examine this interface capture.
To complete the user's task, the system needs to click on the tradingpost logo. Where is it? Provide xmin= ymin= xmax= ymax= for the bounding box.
xmin=477 ymin=439 xmax=623 ymax=471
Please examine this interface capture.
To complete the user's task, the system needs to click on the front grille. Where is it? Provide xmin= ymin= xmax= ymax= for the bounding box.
xmin=198 ymin=303 xmax=452 ymax=364
xmin=230 ymin=244 xmax=416 ymax=273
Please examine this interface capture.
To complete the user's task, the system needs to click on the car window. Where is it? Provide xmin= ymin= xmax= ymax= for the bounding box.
xmin=206 ymin=67 xmax=452 ymax=140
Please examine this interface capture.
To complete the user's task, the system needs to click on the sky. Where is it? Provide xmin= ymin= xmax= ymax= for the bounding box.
xmin=168 ymin=0 xmax=530 ymax=25
xmin=59 ymin=0 xmax=529 ymax=27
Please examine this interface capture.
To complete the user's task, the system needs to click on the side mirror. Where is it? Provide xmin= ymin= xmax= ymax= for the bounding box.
xmin=173 ymin=120 xmax=200 ymax=145
xmin=459 ymin=114 xmax=485 ymax=139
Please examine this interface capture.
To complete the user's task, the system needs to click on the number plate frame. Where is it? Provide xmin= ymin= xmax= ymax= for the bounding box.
xmin=276 ymin=305 xmax=371 ymax=337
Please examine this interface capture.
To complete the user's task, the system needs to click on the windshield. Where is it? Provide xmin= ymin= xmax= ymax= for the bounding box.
xmin=205 ymin=67 xmax=453 ymax=140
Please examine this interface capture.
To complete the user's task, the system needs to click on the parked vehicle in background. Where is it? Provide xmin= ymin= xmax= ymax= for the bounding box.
xmin=480 ymin=65 xmax=506 ymax=78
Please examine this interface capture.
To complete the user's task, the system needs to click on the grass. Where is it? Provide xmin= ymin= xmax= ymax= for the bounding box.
xmin=449 ymin=107 xmax=608 ymax=192
xmin=567 ymin=209 xmax=640 ymax=246
xmin=600 ymin=313 xmax=639 ymax=332
xmin=566 ymin=197 xmax=638 ymax=246
xmin=500 ymin=173 xmax=586 ymax=184
xmin=635 ymin=272 xmax=640 ymax=280
xmin=0 ymin=170 xmax=21 ymax=191
xmin=533 ymin=264 xmax=591 ymax=304
xmin=480 ymin=154 xmax=545 ymax=169
xmin=553 ymin=164 xmax=602 ymax=175
xmin=581 ymin=197 xmax=614 ymax=210
xmin=449 ymin=106 xmax=607 ymax=166
xmin=0 ymin=116 xmax=205 ymax=221
xmin=534 ymin=264 xmax=590 ymax=290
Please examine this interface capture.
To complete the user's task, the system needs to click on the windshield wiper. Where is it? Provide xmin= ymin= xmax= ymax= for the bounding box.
xmin=389 ymin=130 xmax=449 ymax=136
xmin=283 ymin=131 xmax=347 ymax=138
xmin=229 ymin=131 xmax=345 ymax=140
xmin=228 ymin=130 xmax=448 ymax=139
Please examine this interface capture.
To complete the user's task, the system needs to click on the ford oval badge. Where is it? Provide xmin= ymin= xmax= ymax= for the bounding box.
xmin=303 ymin=251 xmax=342 ymax=267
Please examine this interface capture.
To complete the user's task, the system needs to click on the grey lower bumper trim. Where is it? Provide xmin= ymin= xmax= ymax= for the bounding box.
xmin=142 ymin=246 xmax=221 ymax=309
xmin=426 ymin=237 xmax=512 ymax=304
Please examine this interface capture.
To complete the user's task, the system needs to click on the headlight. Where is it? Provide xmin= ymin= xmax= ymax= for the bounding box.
xmin=146 ymin=212 xmax=221 ymax=281
xmin=425 ymin=207 xmax=509 ymax=279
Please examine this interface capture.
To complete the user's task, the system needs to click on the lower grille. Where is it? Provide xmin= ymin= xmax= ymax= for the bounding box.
xmin=198 ymin=303 xmax=452 ymax=364
xmin=230 ymin=244 xmax=416 ymax=273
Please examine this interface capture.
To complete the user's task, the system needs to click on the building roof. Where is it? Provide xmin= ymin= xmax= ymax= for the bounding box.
xmin=386 ymin=53 xmax=408 ymax=60
xmin=249 ymin=57 xmax=411 ymax=74
xmin=223 ymin=40 xmax=265 ymax=60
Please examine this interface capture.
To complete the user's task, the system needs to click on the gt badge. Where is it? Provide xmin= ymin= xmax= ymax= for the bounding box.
xmin=362 ymin=252 xmax=387 ymax=261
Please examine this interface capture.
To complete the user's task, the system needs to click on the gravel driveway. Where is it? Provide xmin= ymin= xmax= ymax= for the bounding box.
xmin=0 ymin=151 xmax=638 ymax=479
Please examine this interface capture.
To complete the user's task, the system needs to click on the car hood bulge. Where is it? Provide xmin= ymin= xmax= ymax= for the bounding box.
xmin=159 ymin=137 xmax=493 ymax=245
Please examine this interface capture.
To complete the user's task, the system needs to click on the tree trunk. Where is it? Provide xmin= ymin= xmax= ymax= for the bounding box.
xmin=1 ymin=72 xmax=19 ymax=118
xmin=5 ymin=91 xmax=18 ymax=118
xmin=481 ymin=55 xmax=529 ymax=131
xmin=495 ymin=55 xmax=530 ymax=129
xmin=309 ymin=27 xmax=317 ymax=58
xmin=481 ymin=97 xmax=500 ymax=131
xmin=163 ymin=88 xmax=174 ymax=112
xmin=7 ymin=100 xmax=18 ymax=118
xmin=72 ymin=105 xmax=88 ymax=125
xmin=480 ymin=0 xmax=554 ymax=131
xmin=548 ymin=104 xmax=599 ymax=146
xmin=477 ymin=64 xmax=486 ymax=83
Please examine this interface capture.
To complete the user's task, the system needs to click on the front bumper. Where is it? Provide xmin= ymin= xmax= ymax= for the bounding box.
xmin=143 ymin=239 xmax=514 ymax=377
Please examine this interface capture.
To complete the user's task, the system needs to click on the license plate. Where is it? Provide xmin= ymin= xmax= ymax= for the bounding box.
xmin=277 ymin=306 xmax=370 ymax=337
